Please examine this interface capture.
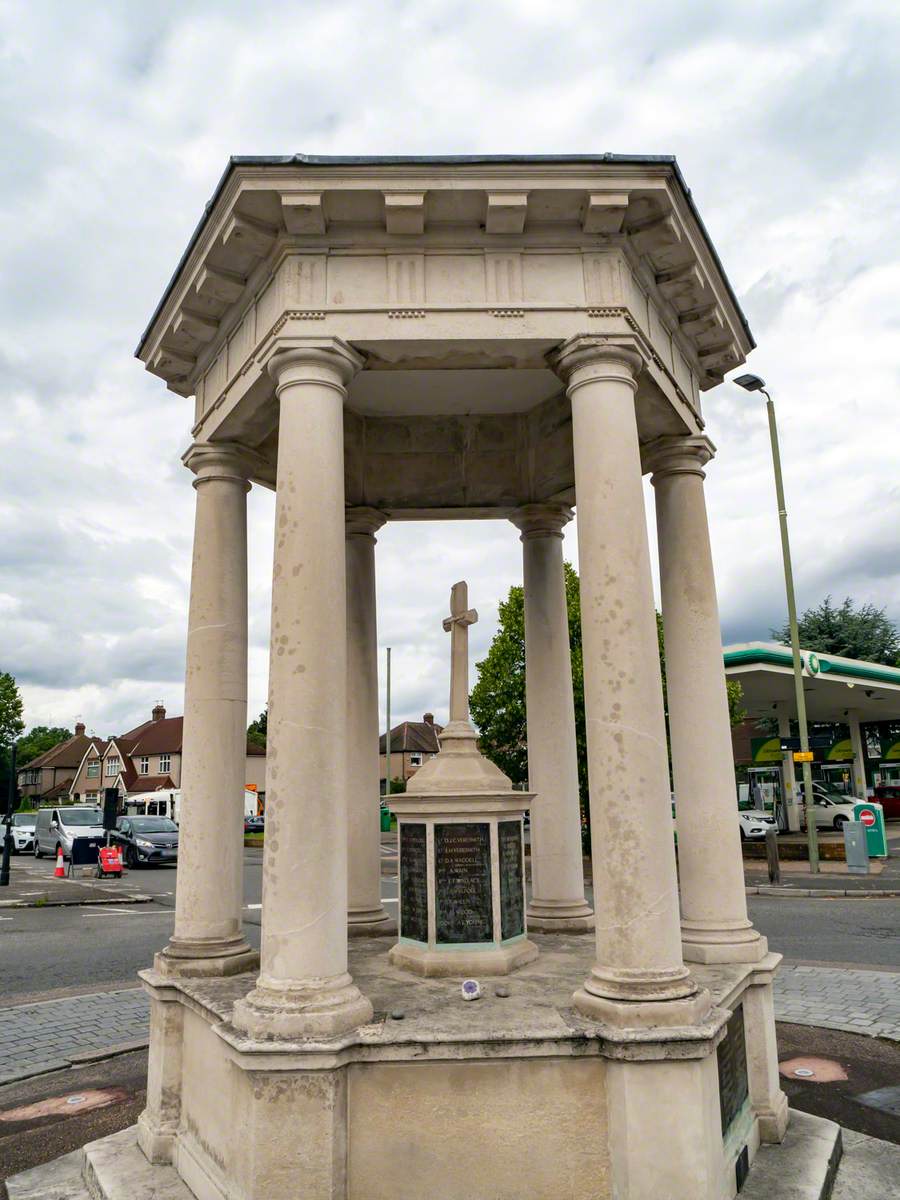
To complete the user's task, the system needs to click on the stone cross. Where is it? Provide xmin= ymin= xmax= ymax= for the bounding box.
xmin=443 ymin=581 xmax=478 ymax=723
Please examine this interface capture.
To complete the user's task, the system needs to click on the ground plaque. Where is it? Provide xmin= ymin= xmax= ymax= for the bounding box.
xmin=435 ymin=822 xmax=493 ymax=943
xmin=498 ymin=819 xmax=525 ymax=940
xmin=399 ymin=823 xmax=428 ymax=942
xmin=717 ymin=1005 xmax=749 ymax=1134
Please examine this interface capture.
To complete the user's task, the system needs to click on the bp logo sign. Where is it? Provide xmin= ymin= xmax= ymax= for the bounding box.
xmin=806 ymin=652 xmax=820 ymax=676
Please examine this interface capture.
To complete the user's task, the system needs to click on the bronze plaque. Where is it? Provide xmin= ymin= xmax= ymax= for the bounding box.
xmin=399 ymin=823 xmax=428 ymax=943
xmin=499 ymin=820 xmax=525 ymax=940
xmin=435 ymin=823 xmax=493 ymax=944
xmin=717 ymin=1005 xmax=749 ymax=1134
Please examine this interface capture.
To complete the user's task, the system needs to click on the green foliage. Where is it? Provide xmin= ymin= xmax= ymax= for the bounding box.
xmin=771 ymin=596 xmax=899 ymax=666
xmin=0 ymin=672 xmax=24 ymax=748
xmin=387 ymin=777 xmax=407 ymax=795
xmin=0 ymin=671 xmax=25 ymax=800
xmin=247 ymin=707 xmax=268 ymax=748
xmin=470 ymin=565 xmax=746 ymax=832
xmin=17 ymin=725 xmax=72 ymax=767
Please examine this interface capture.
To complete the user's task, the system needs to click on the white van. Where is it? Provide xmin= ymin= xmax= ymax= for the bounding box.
xmin=34 ymin=806 xmax=105 ymax=859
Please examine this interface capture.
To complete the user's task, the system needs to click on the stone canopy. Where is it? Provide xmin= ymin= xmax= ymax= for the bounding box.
xmin=137 ymin=154 xmax=752 ymax=518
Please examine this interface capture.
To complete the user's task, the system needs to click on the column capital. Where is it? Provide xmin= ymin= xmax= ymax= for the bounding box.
xmin=644 ymin=434 xmax=716 ymax=483
xmin=510 ymin=502 xmax=574 ymax=540
xmin=345 ymin=505 xmax=387 ymax=537
xmin=549 ymin=335 xmax=644 ymax=394
xmin=266 ymin=337 xmax=365 ymax=397
xmin=182 ymin=441 xmax=260 ymax=490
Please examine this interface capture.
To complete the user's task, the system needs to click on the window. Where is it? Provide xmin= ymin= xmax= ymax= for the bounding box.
xmin=85 ymin=791 xmax=98 ymax=802
xmin=409 ymin=753 xmax=423 ymax=767
xmin=86 ymin=760 xmax=100 ymax=778
xmin=159 ymin=754 xmax=171 ymax=773
xmin=106 ymin=756 xmax=120 ymax=777
xmin=139 ymin=756 xmax=149 ymax=775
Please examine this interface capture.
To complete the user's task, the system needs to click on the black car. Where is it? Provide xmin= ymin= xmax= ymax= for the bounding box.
xmin=244 ymin=815 xmax=265 ymax=834
xmin=113 ymin=816 xmax=179 ymax=867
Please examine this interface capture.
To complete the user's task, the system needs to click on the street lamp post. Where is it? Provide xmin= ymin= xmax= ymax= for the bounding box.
xmin=735 ymin=373 xmax=819 ymax=872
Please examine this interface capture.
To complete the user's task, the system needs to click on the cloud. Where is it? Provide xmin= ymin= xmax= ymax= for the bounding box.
xmin=0 ymin=0 xmax=898 ymax=737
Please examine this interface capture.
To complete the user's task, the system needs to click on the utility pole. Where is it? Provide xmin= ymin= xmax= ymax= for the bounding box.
xmin=385 ymin=646 xmax=392 ymax=799
xmin=735 ymin=374 xmax=819 ymax=872
xmin=0 ymin=744 xmax=17 ymax=887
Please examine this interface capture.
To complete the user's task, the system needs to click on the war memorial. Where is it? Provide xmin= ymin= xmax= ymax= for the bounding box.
xmin=74 ymin=155 xmax=838 ymax=1198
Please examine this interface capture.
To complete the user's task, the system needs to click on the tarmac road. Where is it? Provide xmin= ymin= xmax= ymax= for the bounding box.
xmin=1 ymin=850 xmax=897 ymax=1003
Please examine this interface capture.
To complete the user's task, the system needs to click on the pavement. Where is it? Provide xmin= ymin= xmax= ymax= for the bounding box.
xmin=0 ymin=860 xmax=153 ymax=909
xmin=775 ymin=965 xmax=900 ymax=1042
xmin=0 ymin=992 xmax=150 ymax=1087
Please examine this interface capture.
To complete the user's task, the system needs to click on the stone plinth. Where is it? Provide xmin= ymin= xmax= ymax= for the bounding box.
xmin=125 ymin=936 xmax=789 ymax=1200
xmin=388 ymin=720 xmax=537 ymax=977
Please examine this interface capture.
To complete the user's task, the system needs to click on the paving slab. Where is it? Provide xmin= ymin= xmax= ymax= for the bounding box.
xmin=832 ymin=1127 xmax=900 ymax=1198
xmin=4 ymin=1147 xmax=89 ymax=1200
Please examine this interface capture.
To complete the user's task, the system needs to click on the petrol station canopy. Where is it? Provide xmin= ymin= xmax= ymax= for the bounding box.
xmin=723 ymin=642 xmax=900 ymax=724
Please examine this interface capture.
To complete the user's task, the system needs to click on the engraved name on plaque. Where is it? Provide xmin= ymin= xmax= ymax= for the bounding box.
xmin=435 ymin=822 xmax=493 ymax=944
xmin=399 ymin=822 xmax=428 ymax=943
xmin=499 ymin=819 xmax=525 ymax=940
xmin=716 ymin=1005 xmax=749 ymax=1135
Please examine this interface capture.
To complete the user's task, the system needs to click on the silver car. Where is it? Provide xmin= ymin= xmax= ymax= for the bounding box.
xmin=33 ymin=806 xmax=105 ymax=859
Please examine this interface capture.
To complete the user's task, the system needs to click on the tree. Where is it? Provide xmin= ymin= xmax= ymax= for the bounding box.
xmin=247 ymin=707 xmax=268 ymax=749
xmin=470 ymin=565 xmax=745 ymax=815
xmin=0 ymin=672 xmax=25 ymax=801
xmin=17 ymin=725 xmax=72 ymax=767
xmin=771 ymin=596 xmax=899 ymax=666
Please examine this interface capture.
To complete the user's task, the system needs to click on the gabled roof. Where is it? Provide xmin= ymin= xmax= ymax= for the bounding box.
xmin=127 ymin=774 xmax=176 ymax=794
xmin=43 ymin=777 xmax=74 ymax=800
xmin=19 ymin=732 xmax=95 ymax=772
xmin=379 ymin=720 xmax=443 ymax=755
xmin=124 ymin=717 xmax=184 ymax=755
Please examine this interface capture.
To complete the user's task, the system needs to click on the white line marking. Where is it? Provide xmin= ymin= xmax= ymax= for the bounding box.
xmin=244 ymin=903 xmax=262 ymax=910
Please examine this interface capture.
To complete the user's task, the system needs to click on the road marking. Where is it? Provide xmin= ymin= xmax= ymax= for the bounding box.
xmin=382 ymin=897 xmax=399 ymax=905
xmin=83 ymin=908 xmax=174 ymax=916
xmin=244 ymin=903 xmax=262 ymax=910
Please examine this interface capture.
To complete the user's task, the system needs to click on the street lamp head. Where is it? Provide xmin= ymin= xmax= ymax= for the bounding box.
xmin=734 ymin=373 xmax=767 ymax=392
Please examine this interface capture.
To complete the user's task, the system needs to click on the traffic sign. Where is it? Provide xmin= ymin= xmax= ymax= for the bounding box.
xmin=859 ymin=809 xmax=876 ymax=827
xmin=853 ymin=802 xmax=887 ymax=857
xmin=793 ymin=750 xmax=814 ymax=763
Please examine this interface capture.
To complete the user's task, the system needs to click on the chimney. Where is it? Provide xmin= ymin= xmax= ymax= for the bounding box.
xmin=423 ymin=712 xmax=434 ymax=725
xmin=152 ymin=703 xmax=166 ymax=722
xmin=75 ymin=722 xmax=86 ymax=736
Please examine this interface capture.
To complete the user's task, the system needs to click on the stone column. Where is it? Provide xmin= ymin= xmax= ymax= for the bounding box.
xmin=551 ymin=337 xmax=701 ymax=1023
xmin=346 ymin=506 xmax=395 ymax=935
xmin=233 ymin=340 xmax=373 ymax=1039
xmin=157 ymin=443 xmax=256 ymax=978
xmin=776 ymin=701 xmax=801 ymax=831
xmin=510 ymin=503 xmax=593 ymax=931
xmin=847 ymin=710 xmax=868 ymax=799
xmin=648 ymin=436 xmax=766 ymax=965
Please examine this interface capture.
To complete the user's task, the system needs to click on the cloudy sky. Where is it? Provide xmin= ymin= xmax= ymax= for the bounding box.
xmin=1 ymin=0 xmax=898 ymax=739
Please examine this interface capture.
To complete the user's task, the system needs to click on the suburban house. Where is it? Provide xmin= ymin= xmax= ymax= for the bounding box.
xmin=17 ymin=723 xmax=96 ymax=803
xmin=379 ymin=712 xmax=442 ymax=792
xmin=66 ymin=704 xmax=267 ymax=807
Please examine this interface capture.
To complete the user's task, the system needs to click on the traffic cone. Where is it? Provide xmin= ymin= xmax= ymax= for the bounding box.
xmin=54 ymin=847 xmax=65 ymax=878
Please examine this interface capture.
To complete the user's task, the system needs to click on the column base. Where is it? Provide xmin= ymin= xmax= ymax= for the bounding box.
xmin=154 ymin=936 xmax=259 ymax=979
xmin=389 ymin=938 xmax=539 ymax=978
xmin=681 ymin=919 xmax=768 ymax=964
xmin=136 ymin=1110 xmax=175 ymax=1165
xmin=231 ymin=971 xmax=373 ymax=1039
xmin=527 ymin=899 xmax=594 ymax=932
xmin=757 ymin=1091 xmax=790 ymax=1143
xmin=347 ymin=905 xmax=398 ymax=937
xmin=574 ymin=983 xmax=712 ymax=1029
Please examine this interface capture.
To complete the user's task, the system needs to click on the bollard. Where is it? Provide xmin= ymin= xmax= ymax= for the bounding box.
xmin=765 ymin=828 xmax=781 ymax=886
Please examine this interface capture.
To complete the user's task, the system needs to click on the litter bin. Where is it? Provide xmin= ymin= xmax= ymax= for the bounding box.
xmin=853 ymin=802 xmax=888 ymax=859
xmin=380 ymin=806 xmax=392 ymax=833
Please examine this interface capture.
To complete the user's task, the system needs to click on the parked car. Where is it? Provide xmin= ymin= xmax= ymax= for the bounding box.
xmin=799 ymin=786 xmax=857 ymax=831
xmin=33 ymin=806 xmax=105 ymax=859
xmin=10 ymin=811 xmax=37 ymax=854
xmin=873 ymin=785 xmax=900 ymax=820
xmin=244 ymin=815 xmax=264 ymax=834
xmin=737 ymin=810 xmax=777 ymax=840
xmin=112 ymin=815 xmax=179 ymax=868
